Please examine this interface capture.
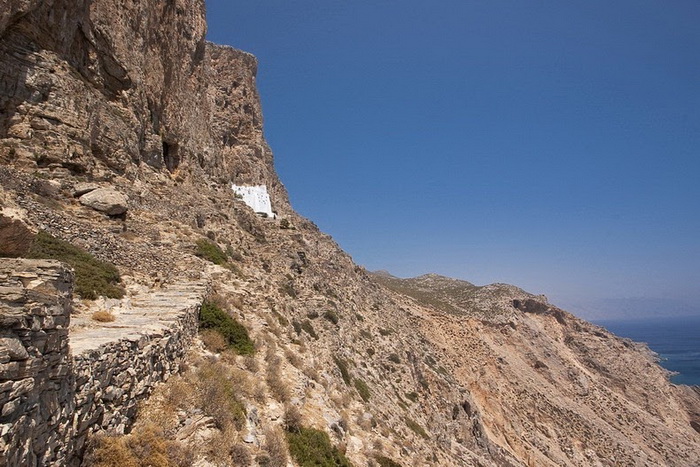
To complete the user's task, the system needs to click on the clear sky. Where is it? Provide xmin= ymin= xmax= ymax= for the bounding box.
xmin=205 ymin=0 xmax=700 ymax=319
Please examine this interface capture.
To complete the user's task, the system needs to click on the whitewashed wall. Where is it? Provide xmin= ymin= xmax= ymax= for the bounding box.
xmin=231 ymin=184 xmax=275 ymax=218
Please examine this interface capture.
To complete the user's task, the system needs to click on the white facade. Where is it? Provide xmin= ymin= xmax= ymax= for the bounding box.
xmin=231 ymin=184 xmax=275 ymax=218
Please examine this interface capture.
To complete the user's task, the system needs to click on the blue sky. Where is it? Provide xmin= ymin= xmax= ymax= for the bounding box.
xmin=205 ymin=1 xmax=700 ymax=319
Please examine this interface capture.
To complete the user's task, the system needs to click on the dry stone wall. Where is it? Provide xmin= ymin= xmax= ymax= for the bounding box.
xmin=0 ymin=259 xmax=202 ymax=466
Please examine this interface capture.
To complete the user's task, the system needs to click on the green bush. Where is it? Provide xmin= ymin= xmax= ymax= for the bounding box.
xmin=273 ymin=310 xmax=289 ymax=326
xmin=376 ymin=456 xmax=403 ymax=467
xmin=388 ymin=353 xmax=401 ymax=364
xmin=286 ymin=427 xmax=353 ymax=467
xmin=280 ymin=281 xmax=297 ymax=298
xmin=405 ymin=392 xmax=419 ymax=403
xmin=27 ymin=231 xmax=124 ymax=299
xmin=195 ymin=239 xmax=228 ymax=265
xmin=404 ymin=418 xmax=429 ymax=439
xmin=323 ymin=310 xmax=339 ymax=325
xmin=199 ymin=302 xmax=254 ymax=355
xmin=354 ymin=378 xmax=370 ymax=402
xmin=301 ymin=320 xmax=318 ymax=339
xmin=333 ymin=356 xmax=351 ymax=385
xmin=378 ymin=328 xmax=393 ymax=336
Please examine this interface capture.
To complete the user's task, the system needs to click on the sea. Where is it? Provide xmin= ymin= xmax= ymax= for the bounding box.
xmin=595 ymin=315 xmax=700 ymax=386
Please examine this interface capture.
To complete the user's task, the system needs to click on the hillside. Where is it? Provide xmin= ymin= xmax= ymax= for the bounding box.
xmin=1 ymin=1 xmax=699 ymax=466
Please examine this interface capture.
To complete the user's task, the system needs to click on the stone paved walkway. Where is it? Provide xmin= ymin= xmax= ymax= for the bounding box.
xmin=69 ymin=280 xmax=209 ymax=355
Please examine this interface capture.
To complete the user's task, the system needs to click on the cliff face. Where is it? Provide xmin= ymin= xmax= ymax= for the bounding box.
xmin=1 ymin=1 xmax=699 ymax=466
xmin=378 ymin=274 xmax=700 ymax=466
xmin=0 ymin=0 xmax=288 ymax=210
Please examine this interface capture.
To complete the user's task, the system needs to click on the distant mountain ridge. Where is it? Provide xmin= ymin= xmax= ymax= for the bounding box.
xmin=372 ymin=271 xmax=539 ymax=322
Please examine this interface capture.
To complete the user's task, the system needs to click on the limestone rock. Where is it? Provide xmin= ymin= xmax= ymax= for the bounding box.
xmin=0 ymin=338 xmax=28 ymax=361
xmin=79 ymin=188 xmax=128 ymax=216
xmin=72 ymin=183 xmax=100 ymax=197
xmin=0 ymin=212 xmax=34 ymax=257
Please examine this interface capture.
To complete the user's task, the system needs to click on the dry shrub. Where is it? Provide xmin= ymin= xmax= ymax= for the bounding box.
xmin=267 ymin=371 xmax=290 ymax=403
xmin=162 ymin=376 xmax=196 ymax=413
xmin=129 ymin=372 xmax=196 ymax=438
xmin=284 ymin=405 xmax=303 ymax=433
xmin=331 ymin=390 xmax=353 ymax=409
xmin=229 ymin=294 xmax=244 ymax=310
xmin=302 ymin=364 xmax=319 ymax=382
xmin=200 ymin=329 xmax=228 ymax=353
xmin=243 ymin=355 xmax=259 ymax=373
xmin=92 ymin=310 xmax=116 ymax=322
xmin=265 ymin=314 xmax=282 ymax=337
xmin=357 ymin=412 xmax=374 ymax=431
xmin=228 ymin=366 xmax=254 ymax=398
xmin=229 ymin=443 xmax=252 ymax=466
xmin=84 ymin=435 xmax=138 ymax=467
xmin=127 ymin=425 xmax=170 ymax=466
xmin=266 ymin=357 xmax=290 ymax=402
xmin=196 ymin=362 xmax=246 ymax=431
xmin=285 ymin=348 xmax=303 ymax=368
xmin=254 ymin=383 xmax=267 ymax=403
xmin=166 ymin=441 xmax=195 ymax=467
xmin=206 ymin=429 xmax=238 ymax=465
xmin=206 ymin=292 xmax=230 ymax=312
xmin=85 ymin=424 xmax=170 ymax=467
xmin=262 ymin=427 xmax=289 ymax=467
xmin=265 ymin=345 xmax=279 ymax=363
xmin=218 ymin=348 xmax=239 ymax=366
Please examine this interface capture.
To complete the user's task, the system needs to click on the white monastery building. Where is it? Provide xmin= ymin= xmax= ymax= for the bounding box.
xmin=231 ymin=184 xmax=276 ymax=218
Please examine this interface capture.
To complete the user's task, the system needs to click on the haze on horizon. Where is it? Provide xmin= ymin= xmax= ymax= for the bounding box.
xmin=206 ymin=0 xmax=700 ymax=321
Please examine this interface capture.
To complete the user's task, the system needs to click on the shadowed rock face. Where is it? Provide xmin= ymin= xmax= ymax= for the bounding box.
xmin=0 ymin=0 xmax=289 ymax=212
xmin=0 ymin=213 xmax=34 ymax=256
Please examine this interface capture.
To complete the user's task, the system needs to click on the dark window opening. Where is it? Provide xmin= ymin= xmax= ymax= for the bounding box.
xmin=162 ymin=140 xmax=179 ymax=173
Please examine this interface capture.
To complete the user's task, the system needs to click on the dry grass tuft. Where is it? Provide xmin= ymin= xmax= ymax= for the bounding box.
xmin=243 ymin=355 xmax=259 ymax=373
xmin=196 ymin=362 xmax=247 ymax=431
xmin=85 ymin=424 xmax=171 ymax=467
xmin=262 ymin=427 xmax=289 ymax=467
xmin=229 ymin=443 xmax=252 ymax=466
xmin=200 ymin=329 xmax=228 ymax=353
xmin=285 ymin=348 xmax=303 ymax=368
xmin=91 ymin=310 xmax=116 ymax=322
xmin=266 ymin=356 xmax=290 ymax=402
xmin=284 ymin=405 xmax=303 ymax=433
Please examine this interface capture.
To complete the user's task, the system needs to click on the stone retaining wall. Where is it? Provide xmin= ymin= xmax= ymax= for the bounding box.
xmin=0 ymin=259 xmax=202 ymax=466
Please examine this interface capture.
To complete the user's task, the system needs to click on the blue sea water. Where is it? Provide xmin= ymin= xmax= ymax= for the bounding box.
xmin=595 ymin=315 xmax=700 ymax=386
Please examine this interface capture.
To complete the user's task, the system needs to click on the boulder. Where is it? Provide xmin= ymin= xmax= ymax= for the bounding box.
xmin=0 ymin=213 xmax=34 ymax=257
xmin=72 ymin=182 xmax=100 ymax=197
xmin=78 ymin=188 xmax=128 ymax=216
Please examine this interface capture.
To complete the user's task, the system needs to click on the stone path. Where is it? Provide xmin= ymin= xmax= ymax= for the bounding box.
xmin=69 ymin=280 xmax=209 ymax=355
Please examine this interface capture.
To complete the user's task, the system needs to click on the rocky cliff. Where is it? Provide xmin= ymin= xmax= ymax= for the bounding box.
xmin=1 ymin=1 xmax=699 ymax=466
xmin=0 ymin=0 xmax=288 ymax=209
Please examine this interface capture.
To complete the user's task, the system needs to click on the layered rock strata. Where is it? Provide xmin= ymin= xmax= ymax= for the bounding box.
xmin=0 ymin=0 xmax=289 ymax=213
